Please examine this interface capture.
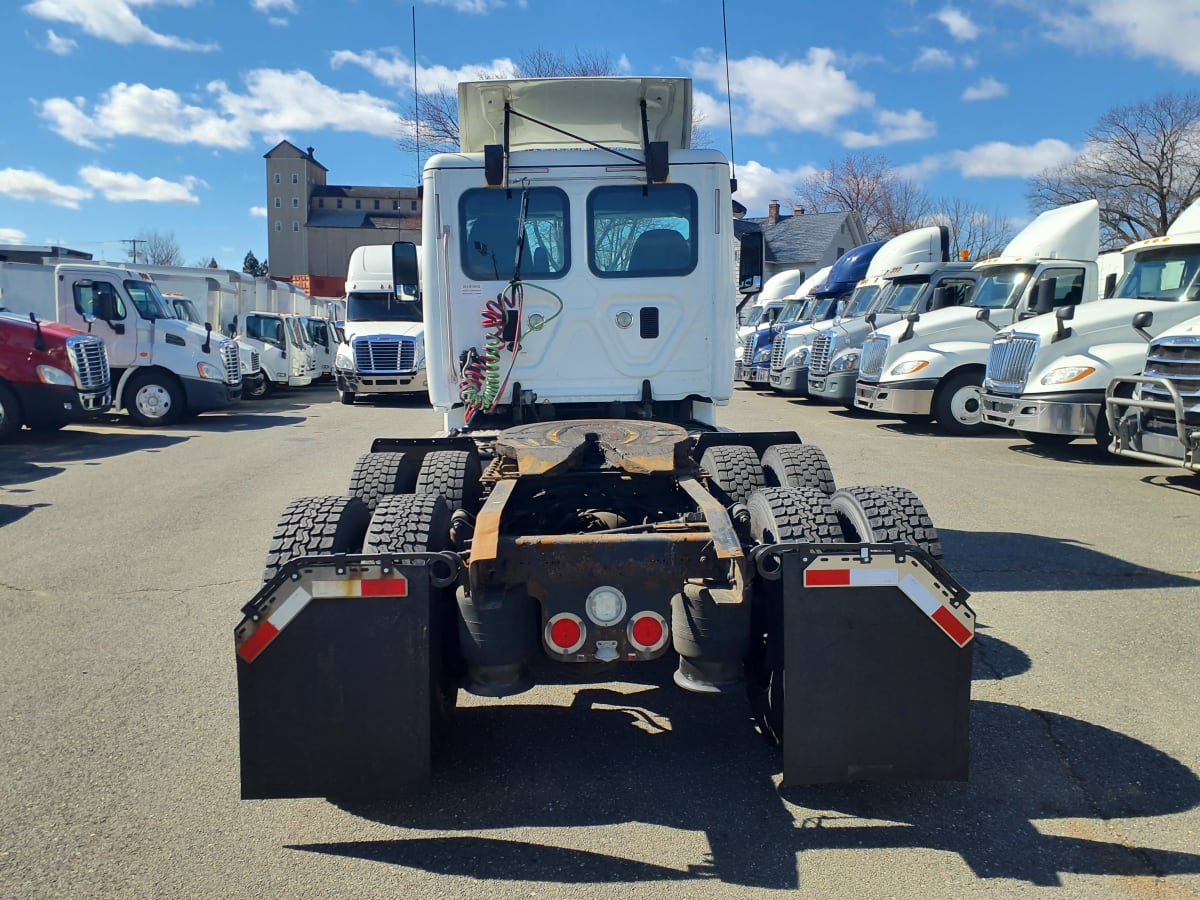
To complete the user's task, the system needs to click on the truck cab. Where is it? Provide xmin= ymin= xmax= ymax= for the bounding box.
xmin=0 ymin=262 xmax=241 ymax=426
xmin=301 ymin=315 xmax=335 ymax=380
xmin=0 ymin=310 xmax=111 ymax=439
xmin=734 ymin=268 xmax=804 ymax=378
xmin=335 ymin=244 xmax=427 ymax=405
xmin=770 ymin=227 xmax=961 ymax=396
xmin=240 ymin=311 xmax=314 ymax=393
xmin=857 ymin=200 xmax=1100 ymax=433
xmin=736 ymin=267 xmax=832 ymax=386
xmin=981 ymin=199 xmax=1200 ymax=447
xmin=164 ymin=291 xmax=266 ymax=400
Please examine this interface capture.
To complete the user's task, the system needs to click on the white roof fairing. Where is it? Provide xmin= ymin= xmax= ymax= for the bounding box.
xmin=457 ymin=78 xmax=693 ymax=154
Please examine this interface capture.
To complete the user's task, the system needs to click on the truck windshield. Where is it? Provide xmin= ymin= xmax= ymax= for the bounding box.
xmin=287 ymin=317 xmax=306 ymax=346
xmin=1115 ymin=246 xmax=1200 ymax=302
xmin=972 ymin=265 xmax=1033 ymax=309
xmin=347 ymin=292 xmax=423 ymax=323
xmin=883 ymin=278 xmax=929 ymax=313
xmin=777 ymin=300 xmax=807 ymax=324
xmin=170 ymin=298 xmax=203 ymax=324
xmin=837 ymin=284 xmax=880 ymax=319
xmin=305 ymin=319 xmax=329 ymax=347
xmin=743 ymin=307 xmax=764 ymax=327
xmin=124 ymin=280 xmax=174 ymax=320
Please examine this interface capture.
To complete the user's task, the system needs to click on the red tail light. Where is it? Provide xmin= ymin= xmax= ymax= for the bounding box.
xmin=628 ymin=612 xmax=668 ymax=652
xmin=545 ymin=613 xmax=586 ymax=654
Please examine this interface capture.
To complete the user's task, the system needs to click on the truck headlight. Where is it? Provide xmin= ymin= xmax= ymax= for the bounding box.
xmin=36 ymin=365 xmax=75 ymax=386
xmin=335 ymin=345 xmax=354 ymax=368
xmin=196 ymin=362 xmax=223 ymax=380
xmin=829 ymin=351 xmax=860 ymax=372
xmin=787 ymin=346 xmax=809 ymax=367
xmin=890 ymin=360 xmax=930 ymax=376
xmin=415 ymin=340 xmax=426 ymax=369
xmin=1039 ymin=365 xmax=1096 ymax=385
xmin=753 ymin=345 xmax=772 ymax=364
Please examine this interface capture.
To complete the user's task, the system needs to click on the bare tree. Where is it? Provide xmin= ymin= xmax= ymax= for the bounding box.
xmin=129 ymin=230 xmax=182 ymax=266
xmin=1027 ymin=92 xmax=1200 ymax=248
xmin=796 ymin=153 xmax=930 ymax=240
xmin=928 ymin=197 xmax=1016 ymax=260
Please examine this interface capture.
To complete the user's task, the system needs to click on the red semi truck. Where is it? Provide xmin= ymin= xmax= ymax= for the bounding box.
xmin=0 ymin=311 xmax=112 ymax=440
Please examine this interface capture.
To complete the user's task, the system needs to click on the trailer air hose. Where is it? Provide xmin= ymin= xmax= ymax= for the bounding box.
xmin=458 ymin=280 xmax=564 ymax=425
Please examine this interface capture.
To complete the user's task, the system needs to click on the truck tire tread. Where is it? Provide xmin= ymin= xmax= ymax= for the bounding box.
xmin=262 ymin=494 xmax=370 ymax=582
xmin=415 ymin=449 xmax=481 ymax=513
xmin=760 ymin=443 xmax=835 ymax=495
xmin=347 ymin=452 xmax=417 ymax=512
xmin=830 ymin=485 xmax=943 ymax=559
xmin=700 ymin=444 xmax=765 ymax=506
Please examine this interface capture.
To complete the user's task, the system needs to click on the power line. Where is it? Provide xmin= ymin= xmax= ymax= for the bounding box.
xmin=123 ymin=238 xmax=145 ymax=264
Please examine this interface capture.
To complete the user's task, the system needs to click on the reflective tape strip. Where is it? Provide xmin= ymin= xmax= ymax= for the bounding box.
xmin=236 ymin=586 xmax=312 ymax=664
xmin=311 ymin=576 xmax=409 ymax=598
xmin=804 ymin=560 xmax=973 ymax=647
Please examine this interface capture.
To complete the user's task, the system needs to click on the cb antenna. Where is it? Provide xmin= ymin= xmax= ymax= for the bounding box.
xmin=721 ymin=0 xmax=737 ymax=193
xmin=412 ymin=5 xmax=421 ymax=188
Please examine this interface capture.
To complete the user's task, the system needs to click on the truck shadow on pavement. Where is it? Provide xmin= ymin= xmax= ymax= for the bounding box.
xmin=938 ymin=528 xmax=1200 ymax=593
xmin=0 ymin=431 xmax=187 ymax=491
xmin=297 ymin=685 xmax=1200 ymax=890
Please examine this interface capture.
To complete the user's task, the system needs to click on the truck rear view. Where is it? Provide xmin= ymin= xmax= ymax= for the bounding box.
xmin=235 ymin=77 xmax=975 ymax=800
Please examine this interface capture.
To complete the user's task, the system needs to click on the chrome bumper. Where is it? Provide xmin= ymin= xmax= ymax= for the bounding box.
xmin=336 ymin=369 xmax=428 ymax=395
xmin=980 ymin=392 xmax=1098 ymax=436
xmin=856 ymin=381 xmax=934 ymax=416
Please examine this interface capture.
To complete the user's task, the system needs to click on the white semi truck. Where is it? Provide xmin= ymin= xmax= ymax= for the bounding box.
xmin=1105 ymin=311 xmax=1200 ymax=470
xmin=770 ymin=226 xmax=971 ymax=397
xmin=981 ymin=199 xmax=1200 ymax=448
xmin=856 ymin=200 xmax=1101 ymax=434
xmin=162 ymin=291 xmax=266 ymax=399
xmin=234 ymin=77 xmax=975 ymax=800
xmin=334 ymin=244 xmax=427 ymax=405
xmin=0 ymin=261 xmax=241 ymax=425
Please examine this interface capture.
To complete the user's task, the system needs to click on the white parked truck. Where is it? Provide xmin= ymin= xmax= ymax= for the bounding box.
xmin=856 ymin=200 xmax=1101 ymax=434
xmin=162 ymin=291 xmax=266 ymax=400
xmin=981 ymin=199 xmax=1200 ymax=448
xmin=1105 ymin=311 xmax=1200 ymax=470
xmin=335 ymin=244 xmax=426 ymax=404
xmin=0 ymin=261 xmax=241 ymax=425
xmin=771 ymin=226 xmax=973 ymax=396
xmin=235 ymin=77 xmax=975 ymax=800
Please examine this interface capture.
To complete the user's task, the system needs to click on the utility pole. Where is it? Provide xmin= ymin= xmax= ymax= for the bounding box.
xmin=123 ymin=238 xmax=144 ymax=264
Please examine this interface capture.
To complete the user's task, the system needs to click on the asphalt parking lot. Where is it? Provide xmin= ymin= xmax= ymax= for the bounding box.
xmin=1 ymin=383 xmax=1198 ymax=898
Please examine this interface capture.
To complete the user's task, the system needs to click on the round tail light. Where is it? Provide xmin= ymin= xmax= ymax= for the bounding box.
xmin=628 ymin=611 xmax=668 ymax=652
xmin=545 ymin=613 xmax=586 ymax=654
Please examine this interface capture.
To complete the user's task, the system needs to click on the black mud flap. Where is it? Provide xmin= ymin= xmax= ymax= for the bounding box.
xmin=235 ymin=552 xmax=459 ymax=800
xmin=763 ymin=543 xmax=974 ymax=785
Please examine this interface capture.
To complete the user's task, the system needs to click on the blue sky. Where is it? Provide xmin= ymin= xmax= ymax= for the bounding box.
xmin=1 ymin=0 xmax=1197 ymax=270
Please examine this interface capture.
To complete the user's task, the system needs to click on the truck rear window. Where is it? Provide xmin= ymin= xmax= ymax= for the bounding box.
xmin=460 ymin=188 xmax=569 ymax=281
xmin=588 ymin=184 xmax=697 ymax=278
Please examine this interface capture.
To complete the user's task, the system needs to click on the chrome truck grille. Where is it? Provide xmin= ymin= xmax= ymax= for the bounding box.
xmin=770 ymin=332 xmax=787 ymax=369
xmin=66 ymin=335 xmax=110 ymax=390
xmin=984 ymin=333 xmax=1039 ymax=394
xmin=741 ymin=337 xmax=756 ymax=367
xmin=221 ymin=340 xmax=242 ymax=384
xmin=354 ymin=336 xmax=416 ymax=373
xmin=250 ymin=349 xmax=261 ymax=373
xmin=809 ymin=332 xmax=836 ymax=376
xmin=1142 ymin=336 xmax=1200 ymax=428
xmin=859 ymin=334 xmax=890 ymax=381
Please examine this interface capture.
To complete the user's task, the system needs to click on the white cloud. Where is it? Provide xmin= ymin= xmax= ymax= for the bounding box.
xmin=0 ymin=227 xmax=29 ymax=243
xmin=418 ymin=0 xmax=503 ymax=12
xmin=252 ymin=0 xmax=297 ymax=11
xmin=0 ymin=167 xmax=91 ymax=208
xmin=23 ymin=0 xmax=217 ymax=51
xmin=267 ymin=16 xmax=287 ymax=25
xmin=615 ymin=54 xmax=633 ymax=74
xmin=39 ymin=70 xmax=407 ymax=149
xmin=331 ymin=49 xmax=518 ymax=92
xmin=78 ymin=166 xmax=202 ymax=203
xmin=914 ymin=47 xmax=955 ymax=69
xmin=46 ymin=28 xmax=76 ymax=54
xmin=249 ymin=206 xmax=267 ymax=218
xmin=950 ymin=139 xmax=1079 ymax=177
xmin=687 ymin=49 xmax=873 ymax=136
xmin=1023 ymin=0 xmax=1200 ymax=75
xmin=732 ymin=160 xmax=819 ymax=217
xmin=934 ymin=6 xmax=981 ymax=40
xmin=842 ymin=108 xmax=936 ymax=148
xmin=962 ymin=77 xmax=1007 ymax=101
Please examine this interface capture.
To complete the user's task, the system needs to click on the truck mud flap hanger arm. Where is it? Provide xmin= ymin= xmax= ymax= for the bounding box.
xmin=752 ymin=542 xmax=975 ymax=785
xmin=234 ymin=551 xmax=461 ymax=800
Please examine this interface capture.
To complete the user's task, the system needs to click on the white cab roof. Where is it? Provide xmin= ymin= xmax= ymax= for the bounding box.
xmin=457 ymin=77 xmax=693 ymax=153
xmin=1123 ymin=198 xmax=1200 ymax=254
xmin=866 ymin=226 xmax=948 ymax=279
xmin=977 ymin=199 xmax=1098 ymax=266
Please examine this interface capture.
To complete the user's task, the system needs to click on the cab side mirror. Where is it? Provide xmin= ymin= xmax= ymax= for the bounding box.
xmin=1132 ymin=310 xmax=1154 ymax=343
xmin=1051 ymin=302 xmax=1075 ymax=343
xmin=1032 ymin=280 xmax=1056 ymax=315
xmin=738 ymin=232 xmax=764 ymax=295
xmin=930 ymin=286 xmax=954 ymax=311
xmin=391 ymin=242 xmax=419 ymax=296
xmin=1103 ymin=273 xmax=1117 ymax=299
